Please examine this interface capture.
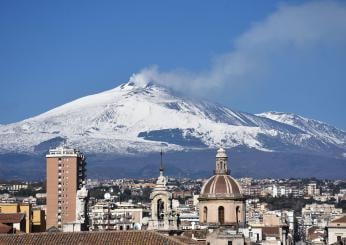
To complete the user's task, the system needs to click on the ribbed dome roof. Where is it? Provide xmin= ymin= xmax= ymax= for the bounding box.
xmin=200 ymin=175 xmax=242 ymax=198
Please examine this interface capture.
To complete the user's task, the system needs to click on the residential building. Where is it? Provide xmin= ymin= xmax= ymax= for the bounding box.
xmin=46 ymin=146 xmax=88 ymax=231
xmin=327 ymin=215 xmax=346 ymax=245
xmin=0 ymin=203 xmax=33 ymax=233
xmin=89 ymin=201 xmax=146 ymax=231
xmin=306 ymin=183 xmax=320 ymax=197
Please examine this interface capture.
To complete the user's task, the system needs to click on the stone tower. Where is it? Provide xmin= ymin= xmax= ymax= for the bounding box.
xmin=148 ymin=152 xmax=178 ymax=230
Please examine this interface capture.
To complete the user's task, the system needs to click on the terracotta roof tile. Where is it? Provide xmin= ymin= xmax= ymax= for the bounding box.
xmin=309 ymin=232 xmax=324 ymax=241
xmin=262 ymin=226 xmax=280 ymax=238
xmin=0 ymin=223 xmax=12 ymax=234
xmin=0 ymin=230 xmax=190 ymax=245
xmin=330 ymin=215 xmax=346 ymax=223
xmin=182 ymin=230 xmax=208 ymax=240
xmin=0 ymin=213 xmax=23 ymax=224
xmin=307 ymin=226 xmax=318 ymax=236
xmin=173 ymin=236 xmax=199 ymax=244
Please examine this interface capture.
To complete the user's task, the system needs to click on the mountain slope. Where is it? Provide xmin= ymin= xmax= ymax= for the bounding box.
xmin=0 ymin=81 xmax=345 ymax=159
xmin=257 ymin=111 xmax=346 ymax=146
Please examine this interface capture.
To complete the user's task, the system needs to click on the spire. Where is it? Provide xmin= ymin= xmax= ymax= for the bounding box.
xmin=160 ymin=149 xmax=164 ymax=175
xmin=155 ymin=149 xmax=167 ymax=186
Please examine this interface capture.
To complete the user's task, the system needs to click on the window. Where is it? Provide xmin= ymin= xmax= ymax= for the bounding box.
xmin=157 ymin=199 xmax=164 ymax=220
xmin=218 ymin=206 xmax=224 ymax=224
xmin=203 ymin=207 xmax=208 ymax=223
xmin=228 ymin=241 xmax=232 ymax=245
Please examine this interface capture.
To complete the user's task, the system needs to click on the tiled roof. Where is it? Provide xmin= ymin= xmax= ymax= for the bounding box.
xmin=0 ymin=231 xmax=191 ymax=245
xmin=309 ymin=232 xmax=324 ymax=241
xmin=182 ymin=230 xmax=208 ymax=240
xmin=0 ymin=213 xmax=24 ymax=224
xmin=0 ymin=223 xmax=12 ymax=234
xmin=172 ymin=236 xmax=199 ymax=244
xmin=262 ymin=226 xmax=280 ymax=238
xmin=330 ymin=215 xmax=346 ymax=223
xmin=307 ymin=226 xmax=318 ymax=236
xmin=307 ymin=226 xmax=324 ymax=241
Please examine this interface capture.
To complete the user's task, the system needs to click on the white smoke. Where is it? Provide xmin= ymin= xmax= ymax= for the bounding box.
xmin=129 ymin=1 xmax=346 ymax=95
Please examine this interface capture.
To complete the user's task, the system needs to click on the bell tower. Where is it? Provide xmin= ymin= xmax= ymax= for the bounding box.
xmin=148 ymin=151 xmax=178 ymax=230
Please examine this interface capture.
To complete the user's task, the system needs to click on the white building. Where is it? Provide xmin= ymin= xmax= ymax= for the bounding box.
xmin=63 ymin=184 xmax=89 ymax=232
xmin=89 ymin=201 xmax=145 ymax=231
xmin=327 ymin=215 xmax=346 ymax=245
xmin=272 ymin=185 xmax=278 ymax=197
xmin=306 ymin=183 xmax=320 ymax=197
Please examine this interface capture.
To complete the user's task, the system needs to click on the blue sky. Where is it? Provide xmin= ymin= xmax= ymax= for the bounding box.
xmin=0 ymin=0 xmax=345 ymax=130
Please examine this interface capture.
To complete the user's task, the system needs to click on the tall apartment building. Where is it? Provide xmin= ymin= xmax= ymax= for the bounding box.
xmin=46 ymin=147 xmax=88 ymax=231
xmin=306 ymin=182 xmax=320 ymax=196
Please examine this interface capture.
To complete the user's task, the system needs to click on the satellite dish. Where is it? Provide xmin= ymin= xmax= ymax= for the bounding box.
xmin=134 ymin=223 xmax=141 ymax=230
xmin=104 ymin=193 xmax=111 ymax=200
xmin=142 ymin=217 xmax=149 ymax=225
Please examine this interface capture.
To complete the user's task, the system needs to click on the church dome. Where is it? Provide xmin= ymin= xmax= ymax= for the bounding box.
xmin=200 ymin=174 xmax=242 ymax=198
xmin=199 ymin=148 xmax=243 ymax=200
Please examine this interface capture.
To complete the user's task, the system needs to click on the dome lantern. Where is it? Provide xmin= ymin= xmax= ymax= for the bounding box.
xmin=215 ymin=147 xmax=229 ymax=175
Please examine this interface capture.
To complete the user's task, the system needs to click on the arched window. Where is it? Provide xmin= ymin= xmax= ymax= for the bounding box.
xmin=203 ymin=206 xmax=208 ymax=223
xmin=236 ymin=206 xmax=240 ymax=224
xmin=218 ymin=206 xmax=224 ymax=224
xmin=157 ymin=199 xmax=164 ymax=220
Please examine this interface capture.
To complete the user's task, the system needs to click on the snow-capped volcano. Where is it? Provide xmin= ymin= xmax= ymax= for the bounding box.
xmin=0 ymin=81 xmax=345 ymax=157
xmin=257 ymin=111 xmax=346 ymax=145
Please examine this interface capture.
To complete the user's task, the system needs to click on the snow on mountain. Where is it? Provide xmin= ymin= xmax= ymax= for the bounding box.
xmin=0 ymin=80 xmax=345 ymax=157
xmin=257 ymin=111 xmax=346 ymax=145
